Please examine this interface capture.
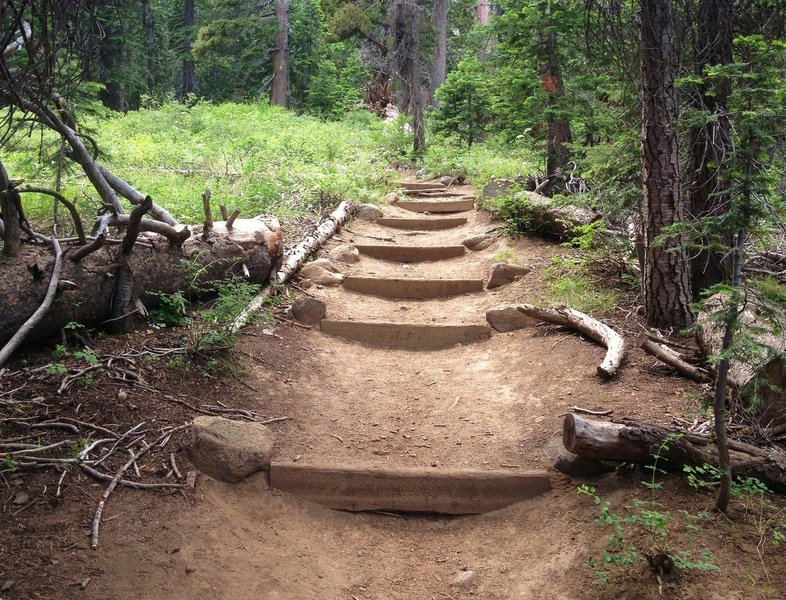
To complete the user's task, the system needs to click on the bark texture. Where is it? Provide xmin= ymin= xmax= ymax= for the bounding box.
xmin=539 ymin=28 xmax=571 ymax=186
xmin=429 ymin=0 xmax=448 ymax=105
xmin=180 ymin=0 xmax=197 ymax=97
xmin=639 ymin=0 xmax=693 ymax=328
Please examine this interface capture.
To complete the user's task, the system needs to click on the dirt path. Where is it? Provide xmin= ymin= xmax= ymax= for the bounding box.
xmin=76 ymin=184 xmax=784 ymax=600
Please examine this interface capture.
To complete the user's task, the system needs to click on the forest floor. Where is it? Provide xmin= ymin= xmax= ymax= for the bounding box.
xmin=1 ymin=183 xmax=785 ymax=600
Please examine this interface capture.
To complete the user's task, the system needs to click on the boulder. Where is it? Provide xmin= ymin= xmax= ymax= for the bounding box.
xmin=384 ymin=192 xmax=399 ymax=205
xmin=301 ymin=259 xmax=344 ymax=286
xmin=482 ymin=176 xmax=525 ymax=199
xmin=292 ymin=297 xmax=327 ymax=325
xmin=508 ymin=191 xmax=599 ymax=239
xmin=328 ymin=243 xmax=360 ymax=264
xmin=487 ymin=263 xmax=532 ymax=289
xmin=462 ymin=234 xmax=495 ymax=251
xmin=486 ymin=305 xmax=537 ymax=332
xmin=355 ymin=204 xmax=384 ymax=222
xmin=450 ymin=571 xmax=476 ymax=588
xmin=189 ymin=416 xmax=275 ymax=483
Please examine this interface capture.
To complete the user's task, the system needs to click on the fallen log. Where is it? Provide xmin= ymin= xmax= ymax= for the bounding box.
xmin=636 ymin=332 xmax=711 ymax=383
xmin=0 ymin=220 xmax=282 ymax=348
xmin=697 ymin=294 xmax=786 ymax=427
xmin=517 ymin=304 xmax=625 ymax=379
xmin=563 ymin=414 xmax=786 ymax=493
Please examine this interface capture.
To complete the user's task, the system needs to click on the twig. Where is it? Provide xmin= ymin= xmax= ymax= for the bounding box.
xmin=569 ymin=406 xmax=614 ymax=416
xmin=259 ymin=416 xmax=288 ymax=425
xmin=170 ymin=453 xmax=182 ymax=480
xmin=91 ymin=424 xmax=187 ymax=549
xmin=330 ymin=433 xmax=344 ymax=443
xmin=80 ymin=464 xmax=189 ymax=490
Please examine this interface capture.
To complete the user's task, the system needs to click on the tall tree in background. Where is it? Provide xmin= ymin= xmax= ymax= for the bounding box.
xmin=142 ymin=0 xmax=155 ymax=95
xmin=688 ymin=0 xmax=733 ymax=296
xmin=180 ymin=0 xmax=197 ymax=97
xmin=271 ymin=0 xmax=291 ymax=107
xmin=639 ymin=0 xmax=693 ymax=328
xmin=97 ymin=0 xmax=124 ymax=111
xmin=429 ymin=0 xmax=448 ymax=105
xmin=392 ymin=0 xmax=426 ymax=151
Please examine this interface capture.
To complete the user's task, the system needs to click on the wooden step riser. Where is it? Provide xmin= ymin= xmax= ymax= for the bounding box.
xmin=354 ymin=244 xmax=465 ymax=263
xmin=403 ymin=191 xmax=467 ymax=197
xmin=375 ymin=217 xmax=467 ymax=230
xmin=269 ymin=463 xmax=552 ymax=514
xmin=397 ymin=200 xmax=475 ymax=213
xmin=320 ymin=320 xmax=491 ymax=350
xmin=343 ymin=277 xmax=484 ymax=299
xmin=397 ymin=181 xmax=447 ymax=191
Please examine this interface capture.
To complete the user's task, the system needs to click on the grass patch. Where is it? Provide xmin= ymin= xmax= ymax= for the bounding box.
xmin=544 ymin=258 xmax=620 ymax=314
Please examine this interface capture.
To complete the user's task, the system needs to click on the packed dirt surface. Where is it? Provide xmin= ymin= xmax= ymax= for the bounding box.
xmin=2 ymin=182 xmax=785 ymax=599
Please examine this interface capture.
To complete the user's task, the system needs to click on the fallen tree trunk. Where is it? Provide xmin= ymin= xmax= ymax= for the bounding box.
xmin=636 ymin=332 xmax=711 ymax=383
xmin=0 ymin=222 xmax=281 ymax=347
xmin=563 ymin=414 xmax=786 ymax=493
xmin=517 ymin=304 xmax=625 ymax=379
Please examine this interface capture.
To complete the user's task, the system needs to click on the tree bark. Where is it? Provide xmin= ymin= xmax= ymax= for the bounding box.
xmin=180 ymin=0 xmax=197 ymax=98
xmin=97 ymin=0 xmax=124 ymax=112
xmin=639 ymin=0 xmax=694 ymax=329
xmin=475 ymin=1 xmax=490 ymax=25
xmin=0 ymin=161 xmax=21 ymax=257
xmin=689 ymin=0 xmax=734 ymax=296
xmin=563 ymin=414 xmax=786 ymax=494
xmin=143 ymin=0 xmax=155 ymax=95
xmin=271 ymin=0 xmax=290 ymax=108
xmin=539 ymin=28 xmax=571 ymax=187
xmin=429 ymin=0 xmax=448 ymax=105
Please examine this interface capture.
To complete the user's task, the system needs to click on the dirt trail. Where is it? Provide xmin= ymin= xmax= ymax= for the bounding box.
xmin=80 ymin=183 xmax=782 ymax=600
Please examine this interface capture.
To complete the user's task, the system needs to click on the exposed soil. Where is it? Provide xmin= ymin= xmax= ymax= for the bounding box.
xmin=1 ymin=183 xmax=785 ymax=600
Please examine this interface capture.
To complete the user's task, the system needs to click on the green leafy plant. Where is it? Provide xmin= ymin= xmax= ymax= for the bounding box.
xmin=148 ymin=292 xmax=190 ymax=329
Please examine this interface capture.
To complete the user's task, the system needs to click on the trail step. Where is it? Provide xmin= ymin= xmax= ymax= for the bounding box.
xmin=343 ymin=276 xmax=484 ymax=299
xmin=269 ymin=463 xmax=552 ymax=514
xmin=376 ymin=217 xmax=467 ymax=230
xmin=397 ymin=181 xmax=446 ymax=191
xmin=403 ymin=190 xmax=466 ymax=197
xmin=354 ymin=244 xmax=465 ymax=262
xmin=320 ymin=320 xmax=491 ymax=350
xmin=397 ymin=199 xmax=475 ymax=213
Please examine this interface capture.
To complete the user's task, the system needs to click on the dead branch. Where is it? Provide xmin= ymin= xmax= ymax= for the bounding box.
xmin=0 ymin=237 xmax=63 ymax=368
xmin=517 ymin=304 xmax=625 ymax=379
xmin=636 ymin=332 xmax=711 ymax=383
xmin=96 ymin=164 xmax=179 ymax=226
xmin=111 ymin=214 xmax=191 ymax=246
xmin=18 ymin=186 xmax=86 ymax=244
xmin=121 ymin=196 xmax=153 ymax=254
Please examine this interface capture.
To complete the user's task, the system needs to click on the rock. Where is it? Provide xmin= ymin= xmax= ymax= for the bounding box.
xmin=328 ymin=243 xmax=360 ymax=264
xmin=416 ymin=168 xmax=427 ymax=179
xmin=300 ymin=260 xmax=344 ymax=286
xmin=384 ymin=192 xmax=399 ymax=205
xmin=487 ymin=263 xmax=532 ymax=289
xmin=355 ymin=204 xmax=384 ymax=222
xmin=12 ymin=491 xmax=30 ymax=505
xmin=2 ymin=580 xmax=14 ymax=592
xmin=486 ymin=305 xmax=537 ymax=332
xmin=483 ymin=176 xmax=525 ymax=199
xmin=292 ymin=297 xmax=327 ymax=325
xmin=440 ymin=175 xmax=454 ymax=187
xmin=189 ymin=416 xmax=275 ymax=483
xmin=450 ymin=571 xmax=476 ymax=587
xmin=510 ymin=191 xmax=600 ymax=239
xmin=462 ymin=234 xmax=495 ymax=251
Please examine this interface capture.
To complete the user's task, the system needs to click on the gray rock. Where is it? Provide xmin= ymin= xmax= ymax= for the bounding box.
xmin=189 ymin=416 xmax=274 ymax=483
xmin=301 ymin=260 xmax=344 ymax=285
xmin=328 ymin=243 xmax=360 ymax=264
xmin=440 ymin=175 xmax=454 ymax=187
xmin=384 ymin=192 xmax=399 ymax=205
xmin=292 ymin=297 xmax=327 ymax=325
xmin=483 ymin=177 xmax=524 ymax=199
xmin=450 ymin=571 xmax=476 ymax=587
xmin=355 ymin=204 xmax=384 ymax=222
xmin=487 ymin=263 xmax=532 ymax=289
xmin=486 ymin=305 xmax=537 ymax=332
xmin=462 ymin=234 xmax=495 ymax=251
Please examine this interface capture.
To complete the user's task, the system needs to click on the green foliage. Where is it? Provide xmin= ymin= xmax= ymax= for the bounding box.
xmin=432 ymin=56 xmax=492 ymax=147
xmin=148 ymin=292 xmax=190 ymax=329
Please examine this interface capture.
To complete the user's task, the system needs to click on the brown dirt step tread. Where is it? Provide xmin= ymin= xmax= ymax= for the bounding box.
xmin=268 ymin=463 xmax=552 ymax=514
xmin=376 ymin=217 xmax=468 ymax=230
xmin=354 ymin=244 xmax=465 ymax=262
xmin=319 ymin=320 xmax=491 ymax=350
xmin=397 ymin=199 xmax=475 ymax=213
xmin=342 ymin=276 xmax=484 ymax=299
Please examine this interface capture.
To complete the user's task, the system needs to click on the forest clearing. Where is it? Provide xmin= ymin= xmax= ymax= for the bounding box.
xmin=1 ymin=1 xmax=786 ymax=599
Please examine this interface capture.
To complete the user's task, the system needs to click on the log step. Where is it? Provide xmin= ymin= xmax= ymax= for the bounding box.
xmin=269 ymin=463 xmax=552 ymax=514
xmin=397 ymin=181 xmax=446 ymax=191
xmin=403 ymin=190 xmax=466 ymax=197
xmin=343 ymin=277 xmax=484 ymax=299
xmin=376 ymin=217 xmax=467 ymax=230
xmin=354 ymin=244 xmax=465 ymax=262
xmin=397 ymin=199 xmax=475 ymax=213
xmin=319 ymin=320 xmax=491 ymax=350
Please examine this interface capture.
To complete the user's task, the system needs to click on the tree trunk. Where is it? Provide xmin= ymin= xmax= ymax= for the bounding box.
xmin=0 ymin=227 xmax=279 ymax=347
xmin=180 ymin=0 xmax=196 ymax=98
xmin=563 ymin=414 xmax=786 ymax=494
xmin=97 ymin=0 xmax=124 ymax=112
xmin=639 ymin=0 xmax=693 ymax=329
xmin=475 ymin=1 xmax=490 ymax=25
xmin=689 ymin=0 xmax=734 ymax=296
xmin=143 ymin=0 xmax=155 ymax=95
xmin=540 ymin=29 xmax=572 ymax=187
xmin=429 ymin=0 xmax=448 ymax=106
xmin=271 ymin=0 xmax=290 ymax=108
xmin=392 ymin=0 xmax=425 ymax=152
